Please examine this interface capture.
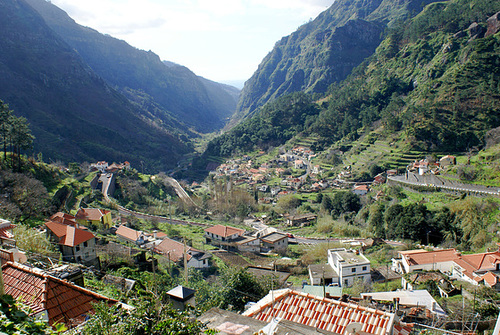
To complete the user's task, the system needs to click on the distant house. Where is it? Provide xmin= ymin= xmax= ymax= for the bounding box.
xmin=0 ymin=219 xmax=16 ymax=246
xmin=2 ymin=262 xmax=117 ymax=329
xmin=329 ymin=248 xmax=371 ymax=287
xmin=309 ymin=248 xmax=371 ymax=287
xmin=204 ymin=225 xmax=245 ymax=244
xmin=91 ymin=161 xmax=108 ymax=172
xmin=353 ymin=184 xmax=369 ymax=195
xmin=286 ymin=213 xmax=317 ymax=227
xmin=166 ymin=285 xmax=196 ymax=311
xmin=392 ymin=249 xmax=460 ymax=274
xmin=260 ymin=232 xmax=288 ymax=254
xmin=288 ymin=178 xmax=303 ymax=189
xmin=115 ymin=225 xmax=146 ymax=245
xmin=75 ymin=208 xmax=112 ymax=229
xmin=50 ymin=212 xmax=78 ymax=227
xmin=154 ymin=237 xmax=211 ymax=269
xmin=234 ymin=236 xmax=260 ymax=253
xmin=44 ymin=220 xmax=97 ymax=266
xmin=294 ymin=160 xmax=306 ymax=169
xmin=373 ymin=173 xmax=386 ymax=186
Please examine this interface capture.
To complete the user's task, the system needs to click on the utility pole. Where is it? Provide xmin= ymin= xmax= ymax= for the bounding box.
xmin=183 ymin=237 xmax=188 ymax=286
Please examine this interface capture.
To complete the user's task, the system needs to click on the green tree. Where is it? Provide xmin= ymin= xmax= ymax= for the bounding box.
xmin=0 ymin=100 xmax=13 ymax=163
xmin=80 ymin=300 xmax=214 ymax=335
xmin=0 ymin=294 xmax=63 ymax=334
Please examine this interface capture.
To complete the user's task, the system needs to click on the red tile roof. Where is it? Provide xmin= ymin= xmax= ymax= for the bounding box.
xmin=0 ymin=224 xmax=15 ymax=240
xmin=75 ymin=208 xmax=110 ymax=221
xmin=45 ymin=221 xmax=94 ymax=247
xmin=453 ymin=251 xmax=500 ymax=281
xmin=399 ymin=249 xmax=460 ymax=266
xmin=243 ymin=289 xmax=394 ymax=335
xmin=204 ymin=225 xmax=245 ymax=238
xmin=50 ymin=212 xmax=77 ymax=226
xmin=2 ymin=262 xmax=117 ymax=328
xmin=115 ymin=225 xmax=143 ymax=242
xmin=154 ymin=237 xmax=193 ymax=262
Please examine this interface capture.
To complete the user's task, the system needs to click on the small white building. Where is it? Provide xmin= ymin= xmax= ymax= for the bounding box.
xmin=328 ymin=248 xmax=371 ymax=287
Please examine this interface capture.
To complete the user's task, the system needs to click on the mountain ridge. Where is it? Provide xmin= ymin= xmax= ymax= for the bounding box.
xmin=0 ymin=0 xmax=189 ymax=170
xmin=232 ymin=0 xmax=443 ymax=126
xmin=25 ymin=0 xmax=239 ymax=134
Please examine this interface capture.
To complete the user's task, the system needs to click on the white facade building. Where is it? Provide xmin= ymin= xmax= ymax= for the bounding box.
xmin=328 ymin=248 xmax=371 ymax=287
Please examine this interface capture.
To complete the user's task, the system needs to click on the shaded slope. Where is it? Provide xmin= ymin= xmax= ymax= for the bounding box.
xmin=0 ymin=0 xmax=188 ymax=170
xmin=26 ymin=0 xmax=239 ymax=133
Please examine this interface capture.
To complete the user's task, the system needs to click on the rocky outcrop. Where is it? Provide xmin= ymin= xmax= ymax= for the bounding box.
xmin=485 ymin=11 xmax=500 ymax=37
xmin=484 ymin=126 xmax=500 ymax=149
xmin=467 ymin=22 xmax=486 ymax=40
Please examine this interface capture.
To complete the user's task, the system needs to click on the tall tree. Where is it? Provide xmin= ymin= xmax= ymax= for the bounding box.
xmin=0 ymin=100 xmax=13 ymax=163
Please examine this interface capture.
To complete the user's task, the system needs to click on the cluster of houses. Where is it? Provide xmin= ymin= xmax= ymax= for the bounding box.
xmin=392 ymin=246 xmax=500 ymax=290
xmin=407 ymin=155 xmax=456 ymax=176
xmin=90 ymin=160 xmax=131 ymax=173
xmin=213 ymin=147 xmax=342 ymax=201
xmin=203 ymin=224 xmax=289 ymax=255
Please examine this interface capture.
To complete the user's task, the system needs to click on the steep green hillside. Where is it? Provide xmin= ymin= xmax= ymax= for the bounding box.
xmin=25 ymin=0 xmax=239 ymax=134
xmin=312 ymin=0 xmax=500 ymax=152
xmin=0 ymin=0 xmax=189 ymax=170
xmin=207 ymin=0 xmax=500 ymax=162
xmin=233 ymin=0 xmax=441 ymax=124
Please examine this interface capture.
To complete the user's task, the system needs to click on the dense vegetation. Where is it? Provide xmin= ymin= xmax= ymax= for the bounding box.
xmin=205 ymin=92 xmax=319 ymax=156
xmin=207 ymin=0 xmax=500 ymax=160
xmin=233 ymin=0 xmax=442 ymax=123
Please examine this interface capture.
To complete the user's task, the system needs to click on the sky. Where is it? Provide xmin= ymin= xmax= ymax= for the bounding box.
xmin=50 ymin=0 xmax=333 ymax=87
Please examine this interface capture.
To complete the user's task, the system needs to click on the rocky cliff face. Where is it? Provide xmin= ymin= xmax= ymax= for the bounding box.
xmin=232 ymin=0 xmax=441 ymax=124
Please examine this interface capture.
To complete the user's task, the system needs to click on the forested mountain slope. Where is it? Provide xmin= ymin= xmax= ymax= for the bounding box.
xmin=25 ymin=0 xmax=239 ymax=134
xmin=232 ymin=0 xmax=442 ymax=124
xmin=0 ymin=0 xmax=189 ymax=170
xmin=204 ymin=0 xmax=500 ymax=160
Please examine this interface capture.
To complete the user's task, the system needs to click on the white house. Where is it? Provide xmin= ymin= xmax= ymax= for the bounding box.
xmin=328 ymin=248 xmax=371 ymax=287
xmin=392 ymin=249 xmax=460 ymax=274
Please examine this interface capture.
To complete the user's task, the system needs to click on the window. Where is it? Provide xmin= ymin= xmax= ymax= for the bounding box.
xmin=344 ymin=279 xmax=349 ymax=286
xmin=362 ymin=266 xmax=367 ymax=271
xmin=76 ymin=246 xmax=80 ymax=252
xmin=83 ymin=241 xmax=88 ymax=247
xmin=351 ymin=268 xmax=356 ymax=273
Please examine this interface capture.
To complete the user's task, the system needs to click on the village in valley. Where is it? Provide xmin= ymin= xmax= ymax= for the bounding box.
xmin=1 ymin=145 xmax=500 ymax=335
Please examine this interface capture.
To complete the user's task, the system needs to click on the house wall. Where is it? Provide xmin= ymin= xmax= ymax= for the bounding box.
xmin=187 ymin=257 xmax=210 ymax=269
xmin=328 ymin=249 xmax=371 ymax=287
xmin=61 ymin=238 xmax=96 ymax=264
xmin=262 ymin=238 xmax=288 ymax=253
xmin=401 ymin=258 xmax=456 ymax=274
xmin=238 ymin=240 xmax=260 ymax=253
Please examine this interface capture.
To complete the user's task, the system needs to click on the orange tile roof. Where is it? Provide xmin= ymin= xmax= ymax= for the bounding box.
xmin=453 ymin=251 xmax=500 ymax=281
xmin=399 ymin=249 xmax=460 ymax=266
xmin=154 ymin=237 xmax=192 ymax=262
xmin=75 ymin=208 xmax=110 ymax=221
xmin=45 ymin=221 xmax=94 ymax=247
xmin=116 ymin=225 xmax=143 ymax=242
xmin=2 ymin=262 xmax=117 ymax=328
xmin=481 ymin=271 xmax=499 ymax=286
xmin=243 ymin=289 xmax=394 ymax=335
xmin=50 ymin=212 xmax=77 ymax=226
xmin=204 ymin=225 xmax=245 ymax=238
xmin=0 ymin=224 xmax=15 ymax=240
